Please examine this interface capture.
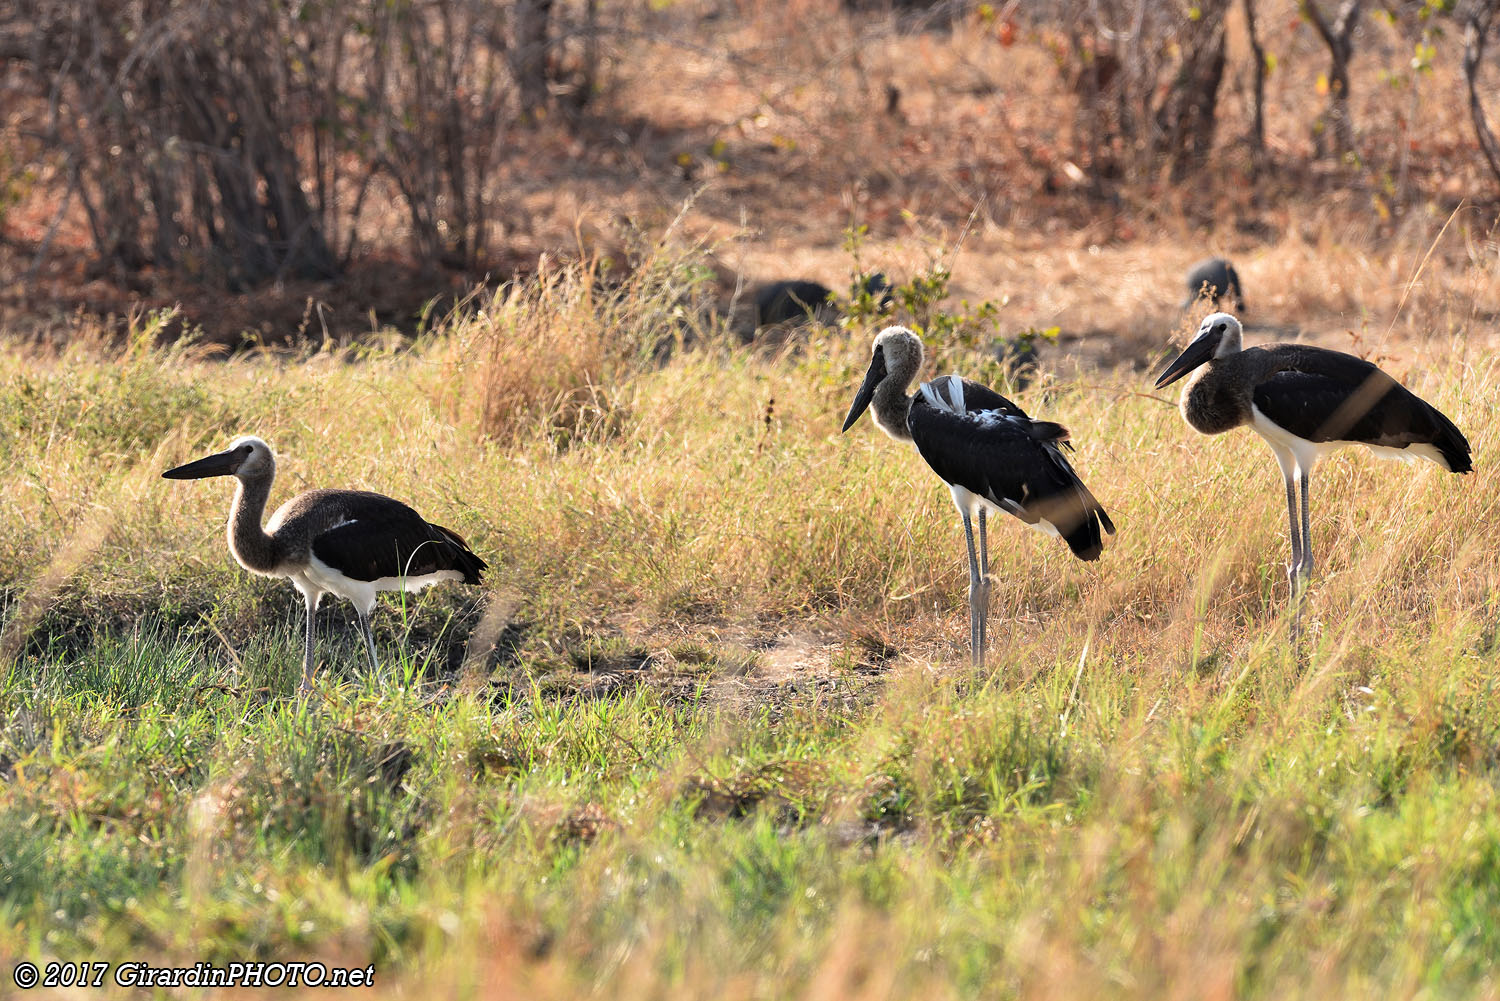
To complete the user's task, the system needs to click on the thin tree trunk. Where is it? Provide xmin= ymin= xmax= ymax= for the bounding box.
xmin=512 ymin=0 xmax=554 ymax=119
xmin=1154 ymin=0 xmax=1229 ymax=181
xmin=1244 ymin=0 xmax=1267 ymax=169
xmin=1463 ymin=1 xmax=1500 ymax=188
xmin=573 ymin=0 xmax=600 ymax=113
xmin=1301 ymin=0 xmax=1362 ymax=157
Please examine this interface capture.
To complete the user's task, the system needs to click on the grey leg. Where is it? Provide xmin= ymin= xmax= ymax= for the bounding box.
xmin=301 ymin=593 xmax=320 ymax=695
xmin=963 ymin=512 xmax=983 ymax=669
xmin=1299 ymin=471 xmax=1314 ymax=583
xmin=977 ymin=509 xmax=992 ymax=655
xmin=1283 ymin=472 xmax=1303 ymax=583
xmin=1284 ymin=474 xmax=1304 ymax=646
xmin=1287 ymin=470 xmax=1314 ymax=646
xmin=1270 ymin=447 xmax=1306 ymax=645
xmin=358 ymin=611 xmax=380 ymax=674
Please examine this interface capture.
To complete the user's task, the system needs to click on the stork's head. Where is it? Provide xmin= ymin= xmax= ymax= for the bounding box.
xmin=162 ymin=436 xmax=276 ymax=482
xmin=1154 ymin=312 xmax=1243 ymax=389
xmin=842 ymin=326 xmax=923 ymax=433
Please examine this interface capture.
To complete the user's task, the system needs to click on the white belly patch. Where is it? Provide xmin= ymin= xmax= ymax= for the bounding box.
xmin=1250 ymin=403 xmax=1450 ymax=474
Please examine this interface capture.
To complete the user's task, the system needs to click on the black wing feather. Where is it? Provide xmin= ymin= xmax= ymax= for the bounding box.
xmin=956 ymin=379 xmax=1081 ymax=451
xmin=302 ymin=491 xmax=488 ymax=584
xmin=906 ymin=395 xmax=1113 ymax=560
xmin=1253 ymin=346 xmax=1472 ymax=472
xmin=957 ymin=379 xmax=1030 ymax=419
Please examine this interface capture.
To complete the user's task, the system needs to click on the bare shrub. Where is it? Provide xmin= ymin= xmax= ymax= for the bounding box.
xmin=1038 ymin=0 xmax=1232 ymax=186
xmin=2 ymin=1 xmax=339 ymax=287
xmin=0 ymin=0 xmax=602 ymax=288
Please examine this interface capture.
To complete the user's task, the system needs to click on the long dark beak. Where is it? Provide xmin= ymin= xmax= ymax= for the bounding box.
xmin=162 ymin=448 xmax=240 ymax=480
xmin=1154 ymin=336 xmax=1215 ymax=389
xmin=841 ymin=350 xmax=888 ymax=432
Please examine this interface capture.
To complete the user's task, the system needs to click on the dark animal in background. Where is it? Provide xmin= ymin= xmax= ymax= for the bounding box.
xmin=1182 ymin=257 xmax=1245 ymax=311
xmin=853 ymin=272 xmax=894 ymax=311
xmin=755 ymin=280 xmax=836 ymax=327
xmin=995 ymin=336 xmax=1040 ymax=392
xmin=753 ymin=273 xmax=893 ymax=328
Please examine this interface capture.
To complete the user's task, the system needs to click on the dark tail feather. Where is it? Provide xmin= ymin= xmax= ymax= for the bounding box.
xmin=1097 ymin=509 xmax=1116 ymax=535
xmin=1046 ymin=483 xmax=1112 ymax=562
xmin=1042 ymin=446 xmax=1115 ymax=555
xmin=1062 ymin=508 xmax=1106 ymax=561
xmin=1032 ymin=421 xmax=1078 ymax=452
xmin=1428 ymin=404 xmax=1472 ymax=474
xmin=1075 ymin=481 xmax=1115 ymax=536
xmin=431 ymin=523 xmax=489 ymax=584
xmin=1027 ymin=420 xmax=1070 ymax=443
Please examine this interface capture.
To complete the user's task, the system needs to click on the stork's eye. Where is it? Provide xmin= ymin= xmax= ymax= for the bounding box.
xmin=239 ymin=445 xmax=253 ymax=455
xmin=1212 ymin=323 xmax=1224 ymax=335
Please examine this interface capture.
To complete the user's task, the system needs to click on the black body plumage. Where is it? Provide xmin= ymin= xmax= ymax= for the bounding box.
xmin=286 ymin=489 xmax=489 ymax=584
xmin=1247 ymin=347 xmax=1472 ymax=471
xmin=905 ymin=379 xmax=1115 ymax=560
xmin=842 ymin=325 xmax=1113 ymax=668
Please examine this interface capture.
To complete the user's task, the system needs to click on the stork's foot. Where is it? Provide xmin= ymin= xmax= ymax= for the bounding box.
xmin=977 ymin=575 xmax=992 ymax=661
xmin=1287 ymin=574 xmax=1311 ymax=648
xmin=1287 ymin=565 xmax=1313 ymax=598
xmin=968 ymin=578 xmax=994 ymax=671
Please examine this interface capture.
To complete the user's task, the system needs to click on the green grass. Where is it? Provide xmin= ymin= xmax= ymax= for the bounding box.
xmin=1 ymin=251 xmax=1498 ymax=998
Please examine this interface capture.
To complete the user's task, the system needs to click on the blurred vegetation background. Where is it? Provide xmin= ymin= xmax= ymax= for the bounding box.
xmin=1 ymin=0 xmax=1498 ymax=346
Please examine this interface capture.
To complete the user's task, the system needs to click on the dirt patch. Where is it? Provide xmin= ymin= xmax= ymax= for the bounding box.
xmin=750 ymin=628 xmax=841 ymax=683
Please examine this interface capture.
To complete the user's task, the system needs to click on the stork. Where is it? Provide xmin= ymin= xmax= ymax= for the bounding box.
xmin=163 ymin=436 xmax=487 ymax=693
xmin=841 ymin=326 xmax=1115 ymax=668
xmin=1154 ymin=312 xmax=1471 ymax=635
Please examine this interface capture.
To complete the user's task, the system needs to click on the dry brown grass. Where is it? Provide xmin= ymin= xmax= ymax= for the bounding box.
xmin=431 ymin=240 xmax=724 ymax=445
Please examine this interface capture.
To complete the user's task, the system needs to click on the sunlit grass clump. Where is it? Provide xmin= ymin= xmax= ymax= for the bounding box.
xmin=0 ymin=246 xmax=1497 ymax=999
